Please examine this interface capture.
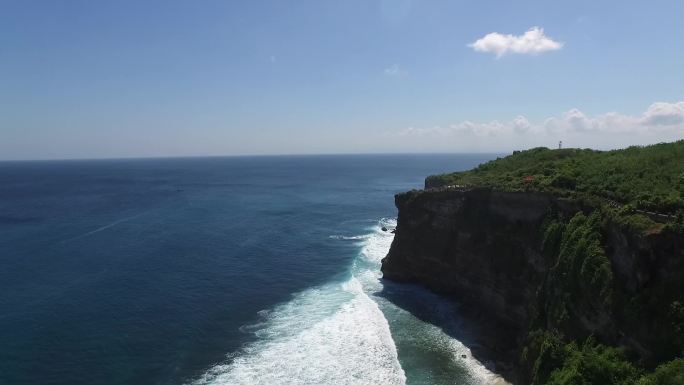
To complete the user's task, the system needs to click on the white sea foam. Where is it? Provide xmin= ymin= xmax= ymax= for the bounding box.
xmin=383 ymin=301 xmax=509 ymax=385
xmin=328 ymin=234 xmax=371 ymax=241
xmin=61 ymin=211 xmax=149 ymax=243
xmin=193 ymin=217 xmax=508 ymax=385
xmin=193 ymin=218 xmax=405 ymax=385
xmin=356 ymin=218 xmax=508 ymax=385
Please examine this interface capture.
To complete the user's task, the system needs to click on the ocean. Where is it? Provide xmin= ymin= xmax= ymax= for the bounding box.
xmin=0 ymin=154 xmax=505 ymax=385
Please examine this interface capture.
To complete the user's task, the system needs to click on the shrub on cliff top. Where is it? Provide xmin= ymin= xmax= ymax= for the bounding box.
xmin=429 ymin=140 xmax=684 ymax=214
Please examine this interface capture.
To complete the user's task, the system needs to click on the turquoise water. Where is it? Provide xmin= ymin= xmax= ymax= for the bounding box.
xmin=0 ymin=154 xmax=504 ymax=385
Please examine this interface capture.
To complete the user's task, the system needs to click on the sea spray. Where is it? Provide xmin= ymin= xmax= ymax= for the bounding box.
xmin=193 ymin=218 xmax=507 ymax=385
xmin=193 ymin=219 xmax=405 ymax=385
xmin=355 ymin=219 xmax=509 ymax=385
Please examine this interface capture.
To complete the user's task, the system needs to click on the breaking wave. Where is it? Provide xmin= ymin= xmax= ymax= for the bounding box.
xmin=192 ymin=219 xmax=405 ymax=385
xmin=193 ymin=218 xmax=507 ymax=385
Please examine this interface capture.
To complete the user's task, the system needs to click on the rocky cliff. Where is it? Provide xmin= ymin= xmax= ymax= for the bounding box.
xmin=381 ymin=187 xmax=684 ymax=384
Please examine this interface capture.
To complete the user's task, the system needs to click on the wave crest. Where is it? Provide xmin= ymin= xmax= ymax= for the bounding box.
xmin=193 ymin=220 xmax=405 ymax=385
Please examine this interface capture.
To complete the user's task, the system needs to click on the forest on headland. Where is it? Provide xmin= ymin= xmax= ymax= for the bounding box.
xmin=427 ymin=140 xmax=684 ymax=234
xmin=424 ymin=141 xmax=684 ymax=384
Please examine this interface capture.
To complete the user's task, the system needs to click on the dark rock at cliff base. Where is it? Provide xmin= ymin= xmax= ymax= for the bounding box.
xmin=381 ymin=226 xmax=388 ymax=232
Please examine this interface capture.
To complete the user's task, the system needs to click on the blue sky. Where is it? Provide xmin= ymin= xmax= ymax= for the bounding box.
xmin=1 ymin=0 xmax=683 ymax=160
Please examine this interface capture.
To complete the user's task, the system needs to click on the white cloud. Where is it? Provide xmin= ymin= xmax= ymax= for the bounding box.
xmin=512 ymin=115 xmax=532 ymax=133
xmin=562 ymin=108 xmax=597 ymax=132
xmin=642 ymin=101 xmax=684 ymax=126
xmin=384 ymin=64 xmax=407 ymax=77
xmin=398 ymin=101 xmax=684 ymax=139
xmin=469 ymin=27 xmax=563 ymax=58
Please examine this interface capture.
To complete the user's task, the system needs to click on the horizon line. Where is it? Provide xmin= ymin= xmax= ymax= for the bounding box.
xmin=0 ymin=150 xmax=512 ymax=163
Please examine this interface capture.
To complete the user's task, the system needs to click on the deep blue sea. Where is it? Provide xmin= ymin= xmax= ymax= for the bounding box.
xmin=0 ymin=154 xmax=505 ymax=385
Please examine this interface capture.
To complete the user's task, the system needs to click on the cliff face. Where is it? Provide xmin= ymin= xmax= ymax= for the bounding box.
xmin=382 ymin=188 xmax=577 ymax=327
xmin=381 ymin=187 xmax=684 ymax=382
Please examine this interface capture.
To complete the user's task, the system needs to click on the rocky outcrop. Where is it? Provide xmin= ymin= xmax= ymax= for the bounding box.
xmin=382 ymin=188 xmax=576 ymax=326
xmin=381 ymin=187 xmax=684 ymax=382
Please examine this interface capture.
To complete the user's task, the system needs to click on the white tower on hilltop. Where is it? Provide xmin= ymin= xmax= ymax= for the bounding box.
xmin=558 ymin=140 xmax=562 ymax=149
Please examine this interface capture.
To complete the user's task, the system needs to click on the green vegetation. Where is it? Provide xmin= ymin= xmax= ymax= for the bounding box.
xmin=428 ymin=141 xmax=684 ymax=214
xmin=524 ymin=332 xmax=642 ymax=385
xmin=638 ymin=358 xmax=684 ymax=385
xmin=428 ymin=141 xmax=684 ymax=384
xmin=524 ymin=331 xmax=684 ymax=385
xmin=542 ymin=212 xmax=613 ymax=332
xmin=521 ymin=209 xmax=684 ymax=385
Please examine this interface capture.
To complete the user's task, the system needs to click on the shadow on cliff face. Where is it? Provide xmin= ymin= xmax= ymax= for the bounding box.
xmin=376 ymin=278 xmax=520 ymax=384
